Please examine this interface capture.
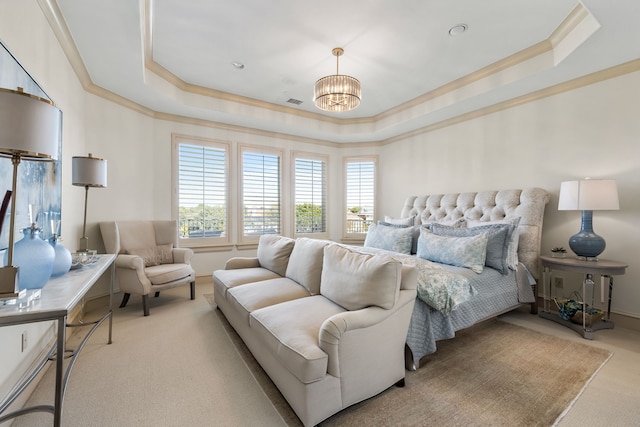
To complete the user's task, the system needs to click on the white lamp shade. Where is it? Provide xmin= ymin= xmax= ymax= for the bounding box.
xmin=0 ymin=89 xmax=61 ymax=160
xmin=558 ymin=179 xmax=619 ymax=211
xmin=72 ymin=155 xmax=107 ymax=187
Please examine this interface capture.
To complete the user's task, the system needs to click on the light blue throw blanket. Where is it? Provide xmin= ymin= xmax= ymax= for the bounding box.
xmin=355 ymin=247 xmax=476 ymax=316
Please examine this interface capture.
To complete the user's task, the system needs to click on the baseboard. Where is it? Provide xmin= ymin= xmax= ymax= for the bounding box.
xmin=536 ymin=297 xmax=640 ymax=333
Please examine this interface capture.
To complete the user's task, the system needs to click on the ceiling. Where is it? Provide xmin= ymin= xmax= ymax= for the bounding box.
xmin=55 ymin=0 xmax=640 ymax=144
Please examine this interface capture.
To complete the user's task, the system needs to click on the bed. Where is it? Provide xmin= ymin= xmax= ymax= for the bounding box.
xmin=359 ymin=188 xmax=549 ymax=370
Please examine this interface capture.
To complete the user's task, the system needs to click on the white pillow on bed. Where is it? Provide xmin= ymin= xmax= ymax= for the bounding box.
xmin=416 ymin=228 xmax=488 ymax=274
xmin=383 ymin=215 xmax=416 ymax=226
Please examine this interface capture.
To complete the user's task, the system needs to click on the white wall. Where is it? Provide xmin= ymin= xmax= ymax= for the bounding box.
xmin=1 ymin=0 xmax=638 ymax=415
xmin=378 ymin=70 xmax=640 ymax=318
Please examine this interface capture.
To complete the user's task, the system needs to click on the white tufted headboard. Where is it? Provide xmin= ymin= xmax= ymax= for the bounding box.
xmin=399 ymin=188 xmax=550 ymax=279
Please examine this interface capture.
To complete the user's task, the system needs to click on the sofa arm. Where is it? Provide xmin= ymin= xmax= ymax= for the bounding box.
xmin=172 ymin=247 xmax=193 ymax=264
xmin=319 ymin=288 xmax=416 ymax=378
xmin=225 ymin=257 xmax=260 ymax=270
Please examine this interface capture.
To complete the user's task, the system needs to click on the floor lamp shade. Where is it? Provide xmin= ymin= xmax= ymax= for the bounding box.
xmin=0 ymin=89 xmax=61 ymax=298
xmin=558 ymin=179 xmax=619 ymax=259
xmin=72 ymin=154 xmax=107 ymax=252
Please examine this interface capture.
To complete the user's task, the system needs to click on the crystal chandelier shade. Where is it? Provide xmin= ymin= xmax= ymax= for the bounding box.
xmin=314 ymin=48 xmax=361 ymax=112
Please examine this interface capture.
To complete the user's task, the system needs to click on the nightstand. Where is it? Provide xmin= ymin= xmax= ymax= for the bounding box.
xmin=539 ymin=255 xmax=627 ymax=339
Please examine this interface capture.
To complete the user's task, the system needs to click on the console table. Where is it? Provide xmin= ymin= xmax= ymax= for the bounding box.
xmin=0 ymin=254 xmax=115 ymax=426
xmin=539 ymin=255 xmax=627 ymax=339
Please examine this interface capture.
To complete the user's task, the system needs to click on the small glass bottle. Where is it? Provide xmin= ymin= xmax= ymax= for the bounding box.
xmin=49 ymin=234 xmax=72 ymax=277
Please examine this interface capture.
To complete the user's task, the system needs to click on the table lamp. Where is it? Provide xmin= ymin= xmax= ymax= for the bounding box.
xmin=72 ymin=154 xmax=107 ymax=252
xmin=0 ymin=88 xmax=61 ymax=299
xmin=558 ymin=178 xmax=619 ymax=260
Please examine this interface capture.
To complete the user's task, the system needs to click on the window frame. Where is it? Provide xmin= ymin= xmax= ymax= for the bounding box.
xmin=238 ymin=144 xmax=284 ymax=246
xmin=172 ymin=134 xmax=231 ymax=250
xmin=343 ymin=155 xmax=377 ymax=242
xmin=291 ymin=151 xmax=329 ymax=239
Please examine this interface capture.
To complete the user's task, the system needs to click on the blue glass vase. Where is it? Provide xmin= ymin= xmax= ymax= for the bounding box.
xmin=3 ymin=225 xmax=55 ymax=290
xmin=49 ymin=235 xmax=72 ymax=277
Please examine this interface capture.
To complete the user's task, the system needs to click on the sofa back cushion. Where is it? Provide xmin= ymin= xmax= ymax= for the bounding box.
xmin=257 ymin=235 xmax=296 ymax=276
xmin=320 ymin=244 xmax=401 ymax=310
xmin=285 ymin=238 xmax=331 ymax=295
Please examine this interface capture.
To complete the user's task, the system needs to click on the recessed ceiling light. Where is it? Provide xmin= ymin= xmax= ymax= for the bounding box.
xmin=448 ymin=24 xmax=468 ymax=36
xmin=232 ymin=61 xmax=245 ymax=70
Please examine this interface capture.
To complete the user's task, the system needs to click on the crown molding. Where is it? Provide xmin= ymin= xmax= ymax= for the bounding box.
xmin=40 ymin=0 xmax=639 ymax=149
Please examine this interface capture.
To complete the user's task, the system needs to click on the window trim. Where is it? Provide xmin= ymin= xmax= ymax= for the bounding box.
xmin=238 ymin=144 xmax=284 ymax=245
xmin=343 ymin=155 xmax=377 ymax=242
xmin=172 ymin=134 xmax=231 ymax=249
xmin=291 ymin=151 xmax=329 ymax=239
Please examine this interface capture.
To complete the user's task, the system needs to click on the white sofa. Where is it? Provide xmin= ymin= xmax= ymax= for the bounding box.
xmin=213 ymin=235 xmax=417 ymax=427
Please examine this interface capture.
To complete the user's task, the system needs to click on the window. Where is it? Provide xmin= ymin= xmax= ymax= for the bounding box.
xmin=293 ymin=154 xmax=327 ymax=236
xmin=241 ymin=146 xmax=282 ymax=241
xmin=174 ymin=136 xmax=229 ymax=246
xmin=344 ymin=157 xmax=376 ymax=238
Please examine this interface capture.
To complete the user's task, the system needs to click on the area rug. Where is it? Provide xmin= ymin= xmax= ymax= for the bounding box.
xmin=206 ymin=294 xmax=612 ymax=427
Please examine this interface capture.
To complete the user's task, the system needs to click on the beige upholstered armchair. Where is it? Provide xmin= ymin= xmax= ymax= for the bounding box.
xmin=100 ymin=220 xmax=196 ymax=316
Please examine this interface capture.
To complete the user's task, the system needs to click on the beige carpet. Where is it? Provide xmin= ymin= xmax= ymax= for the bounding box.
xmin=210 ymin=294 xmax=612 ymax=427
xmin=12 ymin=286 xmax=285 ymax=427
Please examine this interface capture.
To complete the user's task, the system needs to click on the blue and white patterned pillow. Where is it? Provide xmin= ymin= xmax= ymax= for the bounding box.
xmin=430 ymin=222 xmax=514 ymax=274
xmin=416 ymin=228 xmax=488 ymax=274
xmin=364 ymin=223 xmax=413 ymax=254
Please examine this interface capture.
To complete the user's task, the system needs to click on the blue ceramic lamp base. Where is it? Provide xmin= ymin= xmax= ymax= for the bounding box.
xmin=569 ymin=210 xmax=606 ymax=260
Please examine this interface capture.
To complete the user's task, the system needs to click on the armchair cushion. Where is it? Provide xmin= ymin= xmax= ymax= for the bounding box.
xmin=145 ymin=263 xmax=193 ymax=286
xmin=126 ymin=243 xmax=174 ymax=267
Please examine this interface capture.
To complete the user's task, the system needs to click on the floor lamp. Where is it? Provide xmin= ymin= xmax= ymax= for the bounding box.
xmin=72 ymin=154 xmax=107 ymax=253
xmin=0 ymin=89 xmax=61 ymax=299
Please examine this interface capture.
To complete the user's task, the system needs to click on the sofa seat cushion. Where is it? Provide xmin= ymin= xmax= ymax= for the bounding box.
xmin=146 ymin=263 xmax=193 ymax=285
xmin=250 ymin=296 xmax=345 ymax=384
xmin=227 ymin=278 xmax=311 ymax=325
xmin=213 ymin=267 xmax=281 ymax=298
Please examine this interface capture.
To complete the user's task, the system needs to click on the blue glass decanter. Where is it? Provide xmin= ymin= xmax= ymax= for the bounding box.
xmin=49 ymin=234 xmax=72 ymax=277
xmin=4 ymin=223 xmax=56 ymax=290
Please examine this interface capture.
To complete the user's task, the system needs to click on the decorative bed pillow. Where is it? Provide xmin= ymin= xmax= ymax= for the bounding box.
xmin=320 ymin=244 xmax=401 ymax=310
xmin=416 ymin=228 xmax=488 ymax=274
xmin=421 ymin=217 xmax=467 ymax=228
xmin=257 ymin=234 xmax=296 ymax=276
xmin=466 ymin=217 xmax=521 ymax=270
xmin=377 ymin=221 xmax=420 ymax=254
xmin=127 ymin=243 xmax=173 ymax=267
xmin=383 ymin=215 xmax=416 ymax=226
xmin=364 ymin=222 xmax=413 ymax=255
xmin=430 ymin=223 xmax=513 ymax=274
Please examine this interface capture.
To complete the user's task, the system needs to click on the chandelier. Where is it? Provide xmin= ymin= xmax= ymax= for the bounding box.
xmin=314 ymin=48 xmax=361 ymax=112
